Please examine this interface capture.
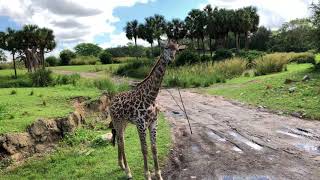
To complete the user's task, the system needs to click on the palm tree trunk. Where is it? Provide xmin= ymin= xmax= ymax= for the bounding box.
xmin=157 ymin=38 xmax=161 ymax=52
xmin=197 ymin=38 xmax=200 ymax=56
xmin=150 ymin=43 xmax=153 ymax=57
xmin=245 ymin=32 xmax=249 ymax=50
xmin=134 ymin=37 xmax=138 ymax=60
xmin=209 ymin=38 xmax=212 ymax=57
xmin=202 ymin=37 xmax=205 ymax=56
xmin=235 ymin=33 xmax=240 ymax=50
xmin=12 ymin=53 xmax=17 ymax=79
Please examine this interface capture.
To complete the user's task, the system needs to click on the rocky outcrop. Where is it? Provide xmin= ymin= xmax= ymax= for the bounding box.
xmin=0 ymin=94 xmax=110 ymax=165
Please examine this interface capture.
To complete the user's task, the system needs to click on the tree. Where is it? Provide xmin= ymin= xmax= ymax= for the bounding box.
xmin=166 ymin=19 xmax=187 ymax=43
xmin=311 ymin=1 xmax=320 ymax=50
xmin=99 ymin=50 xmax=112 ymax=64
xmin=36 ymin=27 xmax=56 ymax=69
xmin=152 ymin=14 xmax=166 ymax=49
xmin=125 ymin=20 xmax=139 ymax=59
xmin=0 ymin=28 xmax=19 ymax=77
xmin=185 ymin=9 xmax=206 ymax=55
xmin=204 ymin=5 xmax=217 ymax=56
xmin=60 ymin=49 xmax=76 ymax=65
xmin=45 ymin=56 xmax=59 ymax=66
xmin=250 ymin=26 xmax=271 ymax=51
xmin=74 ymin=43 xmax=102 ymax=57
xmin=138 ymin=20 xmax=155 ymax=56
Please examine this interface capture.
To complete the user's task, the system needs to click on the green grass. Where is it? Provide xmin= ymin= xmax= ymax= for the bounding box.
xmin=205 ymin=63 xmax=320 ymax=120
xmin=50 ymin=64 xmax=122 ymax=73
xmin=0 ymin=114 xmax=171 ymax=180
xmin=0 ymin=85 xmax=100 ymax=134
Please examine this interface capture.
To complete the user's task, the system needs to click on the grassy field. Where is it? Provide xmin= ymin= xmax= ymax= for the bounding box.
xmin=50 ymin=64 xmax=122 ymax=73
xmin=0 ymin=85 xmax=100 ymax=134
xmin=204 ymin=63 xmax=320 ymax=120
xmin=0 ymin=114 xmax=171 ymax=180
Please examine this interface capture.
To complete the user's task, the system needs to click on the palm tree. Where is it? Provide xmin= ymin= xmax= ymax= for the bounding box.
xmin=166 ymin=19 xmax=187 ymax=43
xmin=36 ymin=27 xmax=56 ymax=69
xmin=138 ymin=22 xmax=155 ymax=56
xmin=213 ymin=8 xmax=231 ymax=49
xmin=185 ymin=9 xmax=206 ymax=55
xmin=125 ymin=20 xmax=139 ymax=59
xmin=204 ymin=5 xmax=216 ymax=56
xmin=152 ymin=14 xmax=166 ymax=50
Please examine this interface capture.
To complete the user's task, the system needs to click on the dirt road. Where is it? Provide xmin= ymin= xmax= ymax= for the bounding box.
xmin=157 ymin=89 xmax=320 ymax=180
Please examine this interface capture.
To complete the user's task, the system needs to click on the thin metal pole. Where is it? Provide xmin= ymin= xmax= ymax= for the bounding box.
xmin=177 ymin=88 xmax=193 ymax=134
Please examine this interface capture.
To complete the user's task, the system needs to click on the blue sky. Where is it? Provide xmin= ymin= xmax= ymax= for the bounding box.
xmin=0 ymin=0 xmax=314 ymax=54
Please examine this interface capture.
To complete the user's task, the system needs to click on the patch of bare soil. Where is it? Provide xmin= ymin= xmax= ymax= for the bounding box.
xmin=157 ymin=89 xmax=320 ymax=180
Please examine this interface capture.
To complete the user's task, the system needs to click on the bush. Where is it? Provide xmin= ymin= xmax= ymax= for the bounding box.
xmin=254 ymin=53 xmax=290 ymax=76
xmin=93 ymin=78 xmax=130 ymax=94
xmin=214 ymin=58 xmax=247 ymax=79
xmin=175 ymin=50 xmax=200 ymax=66
xmin=235 ymin=50 xmax=265 ymax=61
xmin=290 ymin=52 xmax=316 ymax=64
xmin=213 ymin=49 xmax=233 ymax=61
xmin=55 ymin=74 xmax=80 ymax=86
xmin=99 ymin=50 xmax=113 ymax=64
xmin=45 ymin=56 xmax=59 ymax=66
xmin=69 ymin=56 xmax=99 ymax=65
xmin=200 ymin=55 xmax=212 ymax=62
xmin=0 ymin=63 xmax=11 ymax=70
xmin=115 ymin=58 xmax=153 ymax=78
xmin=60 ymin=49 xmax=76 ymax=65
xmin=29 ymin=69 xmax=53 ymax=87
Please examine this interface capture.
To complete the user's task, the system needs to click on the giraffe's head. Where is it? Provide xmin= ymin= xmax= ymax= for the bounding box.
xmin=162 ymin=40 xmax=181 ymax=63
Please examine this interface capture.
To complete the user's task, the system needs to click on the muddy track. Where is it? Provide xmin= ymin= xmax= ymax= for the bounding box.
xmin=157 ymin=89 xmax=320 ymax=180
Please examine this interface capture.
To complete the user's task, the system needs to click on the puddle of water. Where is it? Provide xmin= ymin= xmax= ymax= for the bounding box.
xmin=276 ymin=130 xmax=301 ymax=138
xmin=232 ymin=146 xmax=243 ymax=153
xmin=207 ymin=131 xmax=227 ymax=142
xmin=228 ymin=131 xmax=263 ymax=151
xmin=294 ymin=143 xmax=320 ymax=154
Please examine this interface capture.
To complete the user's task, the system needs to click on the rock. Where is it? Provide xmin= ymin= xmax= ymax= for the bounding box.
xmin=1 ymin=133 xmax=33 ymax=155
xmin=289 ymin=87 xmax=296 ymax=93
xmin=302 ymin=75 xmax=310 ymax=82
xmin=284 ymin=79 xmax=295 ymax=84
xmin=291 ymin=112 xmax=303 ymax=118
xmin=28 ymin=119 xmax=61 ymax=143
xmin=100 ymin=133 xmax=113 ymax=142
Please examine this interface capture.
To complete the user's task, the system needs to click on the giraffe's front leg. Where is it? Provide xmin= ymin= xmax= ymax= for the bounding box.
xmin=137 ymin=121 xmax=151 ymax=180
xmin=149 ymin=120 xmax=163 ymax=180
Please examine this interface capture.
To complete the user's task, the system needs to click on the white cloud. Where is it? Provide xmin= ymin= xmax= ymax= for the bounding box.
xmin=203 ymin=0 xmax=314 ymax=29
xmin=0 ymin=0 xmax=153 ymax=52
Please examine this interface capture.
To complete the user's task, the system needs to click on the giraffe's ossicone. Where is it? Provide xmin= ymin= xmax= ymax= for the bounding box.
xmin=109 ymin=40 xmax=179 ymax=180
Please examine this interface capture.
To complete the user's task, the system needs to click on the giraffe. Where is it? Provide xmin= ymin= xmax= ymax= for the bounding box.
xmin=109 ymin=40 xmax=179 ymax=180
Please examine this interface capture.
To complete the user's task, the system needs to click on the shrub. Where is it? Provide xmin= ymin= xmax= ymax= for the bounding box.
xmin=60 ymin=49 xmax=76 ymax=65
xmin=175 ymin=50 xmax=200 ymax=66
xmin=99 ymin=50 xmax=112 ymax=64
xmin=29 ymin=69 xmax=53 ymax=87
xmin=55 ymin=73 xmax=80 ymax=86
xmin=10 ymin=89 xmax=17 ymax=95
xmin=254 ymin=53 xmax=290 ymax=76
xmin=290 ymin=52 xmax=316 ymax=64
xmin=213 ymin=58 xmax=247 ymax=79
xmin=200 ymin=55 xmax=212 ymax=62
xmin=0 ymin=63 xmax=11 ymax=70
xmin=213 ymin=49 xmax=233 ymax=61
xmin=45 ymin=56 xmax=59 ymax=66
xmin=69 ymin=56 xmax=99 ymax=65
xmin=235 ymin=50 xmax=265 ymax=61
xmin=115 ymin=58 xmax=154 ymax=78
xmin=93 ymin=78 xmax=130 ymax=94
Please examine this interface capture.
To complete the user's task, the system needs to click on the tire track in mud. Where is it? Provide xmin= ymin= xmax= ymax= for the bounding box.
xmin=157 ymin=89 xmax=320 ymax=180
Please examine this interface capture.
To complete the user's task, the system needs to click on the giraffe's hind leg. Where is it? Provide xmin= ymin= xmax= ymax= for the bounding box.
xmin=118 ymin=129 xmax=132 ymax=179
xmin=149 ymin=119 xmax=163 ymax=180
xmin=137 ymin=120 xmax=151 ymax=180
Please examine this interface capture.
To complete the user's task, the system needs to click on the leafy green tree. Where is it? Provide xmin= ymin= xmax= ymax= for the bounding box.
xmin=0 ymin=28 xmax=19 ymax=77
xmin=60 ymin=49 xmax=76 ymax=65
xmin=45 ymin=56 xmax=59 ymax=66
xmin=138 ymin=20 xmax=155 ymax=56
xmin=311 ymin=2 xmax=320 ymax=50
xmin=152 ymin=14 xmax=166 ymax=49
xmin=36 ymin=28 xmax=56 ymax=69
xmin=250 ymin=26 xmax=271 ymax=51
xmin=74 ymin=43 xmax=102 ymax=57
xmin=99 ymin=50 xmax=112 ymax=64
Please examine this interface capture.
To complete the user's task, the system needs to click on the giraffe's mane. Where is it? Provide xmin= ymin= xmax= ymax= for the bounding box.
xmin=135 ymin=55 xmax=163 ymax=87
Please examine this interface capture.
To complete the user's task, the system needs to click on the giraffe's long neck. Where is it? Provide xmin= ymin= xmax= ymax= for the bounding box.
xmin=135 ymin=53 xmax=170 ymax=106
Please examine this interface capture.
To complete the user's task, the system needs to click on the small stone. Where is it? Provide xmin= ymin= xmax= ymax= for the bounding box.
xmin=289 ymin=87 xmax=296 ymax=93
xmin=216 ymin=151 xmax=221 ymax=153
xmin=291 ymin=112 xmax=302 ymax=118
xmin=191 ymin=176 xmax=197 ymax=179
xmin=100 ymin=133 xmax=113 ymax=142
xmin=302 ymin=75 xmax=310 ymax=82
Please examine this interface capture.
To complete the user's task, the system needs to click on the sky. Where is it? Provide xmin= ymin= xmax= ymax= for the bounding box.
xmin=0 ymin=0 xmax=316 ymax=55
